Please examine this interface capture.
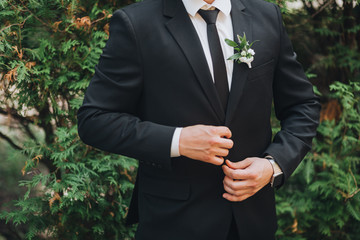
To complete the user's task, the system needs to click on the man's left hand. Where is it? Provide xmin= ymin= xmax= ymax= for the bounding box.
xmin=222 ymin=158 xmax=273 ymax=202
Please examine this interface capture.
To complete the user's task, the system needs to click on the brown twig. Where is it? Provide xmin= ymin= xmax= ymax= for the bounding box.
xmin=20 ymin=4 xmax=52 ymax=28
xmin=311 ymin=0 xmax=335 ymax=18
xmin=91 ymin=11 xmax=108 ymax=25
xmin=0 ymin=15 xmax=32 ymax=33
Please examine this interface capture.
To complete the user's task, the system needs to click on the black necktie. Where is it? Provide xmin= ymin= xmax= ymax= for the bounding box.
xmin=198 ymin=9 xmax=229 ymax=112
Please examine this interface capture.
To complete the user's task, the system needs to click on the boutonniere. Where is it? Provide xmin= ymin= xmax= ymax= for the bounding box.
xmin=225 ymin=33 xmax=259 ymax=68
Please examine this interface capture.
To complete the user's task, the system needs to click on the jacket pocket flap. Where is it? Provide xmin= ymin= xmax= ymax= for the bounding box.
xmin=141 ymin=174 xmax=190 ymax=201
xmin=248 ymin=59 xmax=275 ymax=81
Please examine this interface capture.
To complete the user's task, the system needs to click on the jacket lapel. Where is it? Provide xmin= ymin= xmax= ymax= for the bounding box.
xmin=225 ymin=0 xmax=253 ymax=125
xmin=164 ymin=0 xmax=225 ymax=123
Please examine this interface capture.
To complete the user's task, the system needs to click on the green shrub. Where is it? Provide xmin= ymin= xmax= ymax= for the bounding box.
xmin=0 ymin=0 xmax=137 ymax=239
xmin=276 ymin=82 xmax=360 ymax=240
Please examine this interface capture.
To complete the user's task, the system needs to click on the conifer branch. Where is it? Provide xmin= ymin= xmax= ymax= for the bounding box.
xmin=0 ymin=15 xmax=31 ymax=33
xmin=18 ymin=0 xmax=53 ymax=29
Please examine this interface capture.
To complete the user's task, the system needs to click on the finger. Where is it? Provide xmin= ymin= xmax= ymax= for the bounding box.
xmin=222 ymin=193 xmax=251 ymax=202
xmin=223 ymin=183 xmax=239 ymax=196
xmin=210 ymin=156 xmax=225 ymax=166
xmin=223 ymin=176 xmax=253 ymax=191
xmin=218 ymin=138 xmax=234 ymax=149
xmin=223 ymin=184 xmax=254 ymax=197
xmin=222 ymin=165 xmax=238 ymax=179
xmin=222 ymin=165 xmax=254 ymax=180
xmin=214 ymin=148 xmax=229 ymax=157
xmin=223 ymin=176 xmax=241 ymax=190
xmin=226 ymin=159 xmax=252 ymax=170
xmin=215 ymin=126 xmax=232 ymax=139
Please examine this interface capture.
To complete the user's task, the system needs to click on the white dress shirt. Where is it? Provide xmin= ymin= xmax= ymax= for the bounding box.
xmin=170 ymin=0 xmax=234 ymax=157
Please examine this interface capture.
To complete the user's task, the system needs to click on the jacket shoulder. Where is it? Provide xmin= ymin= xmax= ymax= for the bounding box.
xmin=241 ymin=0 xmax=279 ymax=19
xmin=114 ymin=0 xmax=163 ymax=20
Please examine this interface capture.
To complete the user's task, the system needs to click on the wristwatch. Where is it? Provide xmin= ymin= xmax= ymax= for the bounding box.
xmin=265 ymin=156 xmax=283 ymax=188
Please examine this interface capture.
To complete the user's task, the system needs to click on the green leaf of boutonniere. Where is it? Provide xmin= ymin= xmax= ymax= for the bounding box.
xmin=227 ymin=53 xmax=242 ymax=61
xmin=224 ymin=39 xmax=238 ymax=48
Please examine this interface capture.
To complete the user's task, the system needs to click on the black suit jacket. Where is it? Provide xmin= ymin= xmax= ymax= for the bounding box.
xmin=77 ymin=0 xmax=320 ymax=239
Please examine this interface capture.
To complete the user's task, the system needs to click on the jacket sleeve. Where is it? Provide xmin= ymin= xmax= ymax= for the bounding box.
xmin=77 ymin=9 xmax=176 ymax=170
xmin=263 ymin=5 xmax=321 ymax=185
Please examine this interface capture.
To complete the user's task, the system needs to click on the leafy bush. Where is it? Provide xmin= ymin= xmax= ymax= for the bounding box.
xmin=0 ymin=0 xmax=137 ymax=239
xmin=276 ymin=82 xmax=360 ymax=240
xmin=275 ymin=0 xmax=360 ymax=239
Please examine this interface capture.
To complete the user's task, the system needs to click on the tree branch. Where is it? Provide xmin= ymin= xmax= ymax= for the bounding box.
xmin=0 ymin=107 xmax=35 ymax=124
xmin=18 ymin=0 xmax=53 ymax=29
xmin=0 ymin=15 xmax=32 ymax=33
xmin=21 ymin=122 xmax=39 ymax=144
xmin=312 ymin=0 xmax=334 ymax=18
xmin=0 ymin=131 xmax=23 ymax=150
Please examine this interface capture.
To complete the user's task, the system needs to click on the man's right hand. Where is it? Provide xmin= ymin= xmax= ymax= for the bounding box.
xmin=179 ymin=125 xmax=233 ymax=165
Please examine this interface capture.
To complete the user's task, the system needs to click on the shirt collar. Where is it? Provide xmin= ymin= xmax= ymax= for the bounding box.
xmin=182 ymin=0 xmax=231 ymax=17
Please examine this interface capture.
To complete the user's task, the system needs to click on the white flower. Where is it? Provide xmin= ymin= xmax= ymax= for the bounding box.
xmin=240 ymin=57 xmax=247 ymax=62
xmin=248 ymin=49 xmax=255 ymax=55
xmin=241 ymin=50 xmax=247 ymax=56
xmin=240 ymin=56 xmax=254 ymax=68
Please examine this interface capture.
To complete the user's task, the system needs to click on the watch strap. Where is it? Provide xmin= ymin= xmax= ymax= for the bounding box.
xmin=265 ymin=156 xmax=283 ymax=188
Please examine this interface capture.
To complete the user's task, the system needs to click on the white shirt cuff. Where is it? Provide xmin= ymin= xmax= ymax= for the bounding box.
xmin=170 ymin=127 xmax=183 ymax=157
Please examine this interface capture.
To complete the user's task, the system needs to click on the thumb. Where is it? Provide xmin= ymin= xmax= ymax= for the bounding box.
xmin=226 ymin=159 xmax=252 ymax=169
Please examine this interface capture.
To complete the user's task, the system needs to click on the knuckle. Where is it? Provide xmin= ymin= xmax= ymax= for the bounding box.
xmin=207 ymin=155 xmax=215 ymax=163
xmin=223 ymin=177 xmax=229 ymax=184
xmin=228 ymin=173 xmax=236 ymax=180
xmin=225 ymin=127 xmax=232 ymax=136
xmin=202 ymin=154 xmax=211 ymax=162
xmin=211 ymin=148 xmax=219 ymax=155
xmin=208 ymin=148 xmax=215 ymax=155
xmin=231 ymin=181 xmax=239 ymax=191
xmin=228 ymin=181 xmax=236 ymax=189
xmin=209 ymin=127 xmax=217 ymax=135
xmin=208 ymin=137 xmax=218 ymax=146
xmin=233 ymin=172 xmax=240 ymax=180
xmin=224 ymin=169 xmax=232 ymax=178
xmin=225 ymin=139 xmax=234 ymax=149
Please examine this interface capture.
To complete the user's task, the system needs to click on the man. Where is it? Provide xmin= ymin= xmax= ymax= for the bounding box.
xmin=77 ymin=0 xmax=320 ymax=238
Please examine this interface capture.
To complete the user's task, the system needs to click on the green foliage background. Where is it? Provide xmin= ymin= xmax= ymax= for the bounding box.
xmin=0 ymin=0 xmax=359 ymax=239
